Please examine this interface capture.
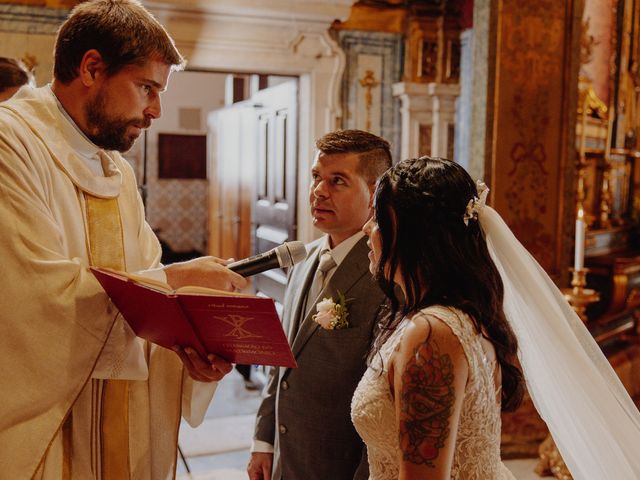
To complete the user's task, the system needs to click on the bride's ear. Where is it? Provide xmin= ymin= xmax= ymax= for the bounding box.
xmin=367 ymin=184 xmax=375 ymax=208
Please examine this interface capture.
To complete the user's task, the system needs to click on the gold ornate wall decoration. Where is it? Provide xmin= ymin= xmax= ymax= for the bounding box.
xmin=575 ymin=76 xmax=610 ymax=229
xmin=502 ymin=89 xmax=555 ymax=268
xmin=616 ymin=0 xmax=640 ymax=149
xmin=535 ymin=436 xmax=573 ymax=480
xmin=577 ymin=78 xmax=608 ymax=118
xmin=358 ymin=69 xmax=380 ymax=133
xmin=403 ymin=12 xmax=461 ymax=85
xmin=419 ymin=39 xmax=438 ymax=80
xmin=599 ymin=107 xmax=615 ymax=228
xmin=488 ymin=0 xmax=578 ymax=277
xmin=580 ymin=17 xmax=597 ymax=67
xmin=330 ymin=1 xmax=407 ymax=33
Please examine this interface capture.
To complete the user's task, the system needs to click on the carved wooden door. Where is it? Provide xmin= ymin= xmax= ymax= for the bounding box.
xmin=207 ymin=80 xmax=298 ymax=309
xmin=250 ymin=81 xmax=298 ymax=307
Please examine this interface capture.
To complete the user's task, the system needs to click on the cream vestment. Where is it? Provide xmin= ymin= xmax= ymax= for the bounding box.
xmin=0 ymin=86 xmax=211 ymax=479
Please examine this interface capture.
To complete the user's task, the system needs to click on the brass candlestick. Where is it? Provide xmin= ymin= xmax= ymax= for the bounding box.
xmin=599 ymin=167 xmax=612 ymax=228
xmin=562 ymin=268 xmax=599 ymax=322
xmin=566 ymin=106 xmax=600 ymax=322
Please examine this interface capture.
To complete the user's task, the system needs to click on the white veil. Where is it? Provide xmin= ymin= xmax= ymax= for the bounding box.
xmin=479 ymin=205 xmax=640 ymax=479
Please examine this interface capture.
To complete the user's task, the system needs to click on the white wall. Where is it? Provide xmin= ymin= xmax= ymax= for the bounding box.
xmin=0 ymin=31 xmax=55 ymax=87
xmin=139 ymin=70 xmax=227 ymax=252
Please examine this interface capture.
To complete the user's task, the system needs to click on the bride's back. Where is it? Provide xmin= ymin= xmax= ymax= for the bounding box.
xmin=351 ymin=305 xmax=515 ymax=480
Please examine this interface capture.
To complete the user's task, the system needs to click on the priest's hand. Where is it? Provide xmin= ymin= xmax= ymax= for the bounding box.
xmin=164 ymin=256 xmax=248 ymax=292
xmin=172 ymin=346 xmax=233 ymax=382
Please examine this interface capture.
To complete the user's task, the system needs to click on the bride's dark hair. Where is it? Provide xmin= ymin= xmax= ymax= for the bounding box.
xmin=372 ymin=156 xmax=524 ymax=412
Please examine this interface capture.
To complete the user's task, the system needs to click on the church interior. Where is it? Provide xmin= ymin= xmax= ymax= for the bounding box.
xmin=2 ymin=0 xmax=640 ymax=478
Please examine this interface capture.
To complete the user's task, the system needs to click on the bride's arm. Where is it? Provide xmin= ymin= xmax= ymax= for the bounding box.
xmin=390 ymin=314 xmax=468 ymax=480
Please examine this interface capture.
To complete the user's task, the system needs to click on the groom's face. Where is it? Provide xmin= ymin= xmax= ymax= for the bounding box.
xmin=309 ymin=151 xmax=374 ymax=247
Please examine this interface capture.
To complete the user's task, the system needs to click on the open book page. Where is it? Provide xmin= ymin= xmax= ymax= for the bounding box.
xmin=99 ymin=268 xmax=249 ymax=297
xmin=91 ymin=267 xmax=297 ymax=368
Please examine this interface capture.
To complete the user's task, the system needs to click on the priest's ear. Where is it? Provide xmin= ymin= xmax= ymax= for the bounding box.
xmin=78 ymin=49 xmax=106 ymax=87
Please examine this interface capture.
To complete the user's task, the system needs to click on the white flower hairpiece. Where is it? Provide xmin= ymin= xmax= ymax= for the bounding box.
xmin=463 ymin=180 xmax=489 ymax=226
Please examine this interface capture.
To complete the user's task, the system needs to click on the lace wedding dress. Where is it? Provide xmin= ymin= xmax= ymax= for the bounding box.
xmin=351 ymin=305 xmax=516 ymax=480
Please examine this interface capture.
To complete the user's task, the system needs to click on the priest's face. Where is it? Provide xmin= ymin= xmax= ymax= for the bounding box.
xmin=84 ymin=58 xmax=171 ymax=152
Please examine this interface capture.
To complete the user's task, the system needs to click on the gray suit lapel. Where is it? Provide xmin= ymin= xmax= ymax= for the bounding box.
xmin=278 ymin=241 xmax=321 ymax=380
xmin=290 ymin=237 xmax=371 ymax=358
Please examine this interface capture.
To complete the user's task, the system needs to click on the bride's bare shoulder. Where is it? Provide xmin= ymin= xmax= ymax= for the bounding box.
xmin=394 ymin=311 xmax=468 ymax=376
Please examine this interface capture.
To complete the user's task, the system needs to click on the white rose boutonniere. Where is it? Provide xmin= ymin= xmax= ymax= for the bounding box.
xmin=312 ymin=292 xmax=350 ymax=330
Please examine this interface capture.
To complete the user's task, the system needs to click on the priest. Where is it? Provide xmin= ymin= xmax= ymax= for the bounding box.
xmin=0 ymin=1 xmax=246 ymax=478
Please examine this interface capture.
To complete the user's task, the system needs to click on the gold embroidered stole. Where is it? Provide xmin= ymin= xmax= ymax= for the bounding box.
xmin=85 ymin=194 xmax=130 ymax=480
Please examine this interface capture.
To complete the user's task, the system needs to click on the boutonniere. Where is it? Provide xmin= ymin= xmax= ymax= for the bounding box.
xmin=312 ymin=292 xmax=350 ymax=330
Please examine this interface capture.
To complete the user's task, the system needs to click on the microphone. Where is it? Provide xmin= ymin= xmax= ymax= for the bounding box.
xmin=227 ymin=241 xmax=307 ymax=277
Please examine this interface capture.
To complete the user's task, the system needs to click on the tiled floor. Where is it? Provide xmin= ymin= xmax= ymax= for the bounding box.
xmin=176 ymin=368 xmax=543 ymax=480
xmin=176 ymin=368 xmax=260 ymax=479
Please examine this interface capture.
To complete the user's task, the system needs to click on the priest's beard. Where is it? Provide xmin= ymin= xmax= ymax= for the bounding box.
xmin=84 ymin=90 xmax=149 ymax=152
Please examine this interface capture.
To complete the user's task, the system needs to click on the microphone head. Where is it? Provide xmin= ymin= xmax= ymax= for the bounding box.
xmin=276 ymin=241 xmax=307 ymax=268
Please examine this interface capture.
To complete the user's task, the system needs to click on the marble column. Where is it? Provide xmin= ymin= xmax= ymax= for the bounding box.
xmin=455 ymin=28 xmax=474 ymax=171
xmin=392 ymin=81 xmax=460 ymax=161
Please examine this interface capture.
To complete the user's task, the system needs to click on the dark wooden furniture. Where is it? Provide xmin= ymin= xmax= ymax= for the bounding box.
xmin=584 ymin=149 xmax=640 ymax=346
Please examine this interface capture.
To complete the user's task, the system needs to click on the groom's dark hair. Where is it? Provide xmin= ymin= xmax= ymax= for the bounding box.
xmin=316 ymin=130 xmax=392 ymax=184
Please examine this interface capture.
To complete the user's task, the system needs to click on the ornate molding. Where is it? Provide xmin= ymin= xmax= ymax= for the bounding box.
xmin=0 ymin=4 xmax=69 ymax=34
xmin=145 ymin=2 xmax=348 ymax=75
xmin=144 ymin=0 xmax=353 ymax=27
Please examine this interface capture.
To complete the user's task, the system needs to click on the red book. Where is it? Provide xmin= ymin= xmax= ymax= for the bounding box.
xmin=91 ymin=267 xmax=296 ymax=368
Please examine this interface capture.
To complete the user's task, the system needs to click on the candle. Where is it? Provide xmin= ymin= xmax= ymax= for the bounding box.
xmin=574 ymin=209 xmax=586 ymax=270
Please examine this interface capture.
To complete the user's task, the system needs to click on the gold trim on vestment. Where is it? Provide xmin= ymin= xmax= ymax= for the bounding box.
xmin=62 ymin=414 xmax=73 ymax=479
xmin=100 ymin=380 xmax=130 ymax=479
xmin=84 ymin=193 xmax=129 ymax=480
xmin=85 ymin=195 xmax=127 ymax=271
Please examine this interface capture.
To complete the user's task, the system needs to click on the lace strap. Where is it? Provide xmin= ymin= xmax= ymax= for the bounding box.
xmin=416 ymin=306 xmax=484 ymax=376
xmin=371 ymin=319 xmax=409 ymax=373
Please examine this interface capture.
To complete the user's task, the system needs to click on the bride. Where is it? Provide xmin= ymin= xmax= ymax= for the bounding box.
xmin=351 ymin=156 xmax=640 ymax=479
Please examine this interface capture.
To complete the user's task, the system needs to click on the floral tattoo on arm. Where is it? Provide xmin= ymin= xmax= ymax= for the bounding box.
xmin=399 ymin=337 xmax=455 ymax=467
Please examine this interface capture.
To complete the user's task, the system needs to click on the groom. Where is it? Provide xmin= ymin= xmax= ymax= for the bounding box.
xmin=247 ymin=130 xmax=391 ymax=480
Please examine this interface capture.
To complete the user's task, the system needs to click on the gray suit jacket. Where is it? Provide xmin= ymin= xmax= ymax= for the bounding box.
xmin=254 ymin=236 xmax=386 ymax=480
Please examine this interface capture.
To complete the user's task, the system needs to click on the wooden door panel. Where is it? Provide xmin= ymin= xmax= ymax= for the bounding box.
xmin=274 ymin=111 xmax=287 ymax=200
xmin=251 ymin=82 xmax=298 ymax=304
xmin=207 ymin=105 xmax=255 ymax=263
xmin=208 ymin=80 xmax=298 ymax=305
